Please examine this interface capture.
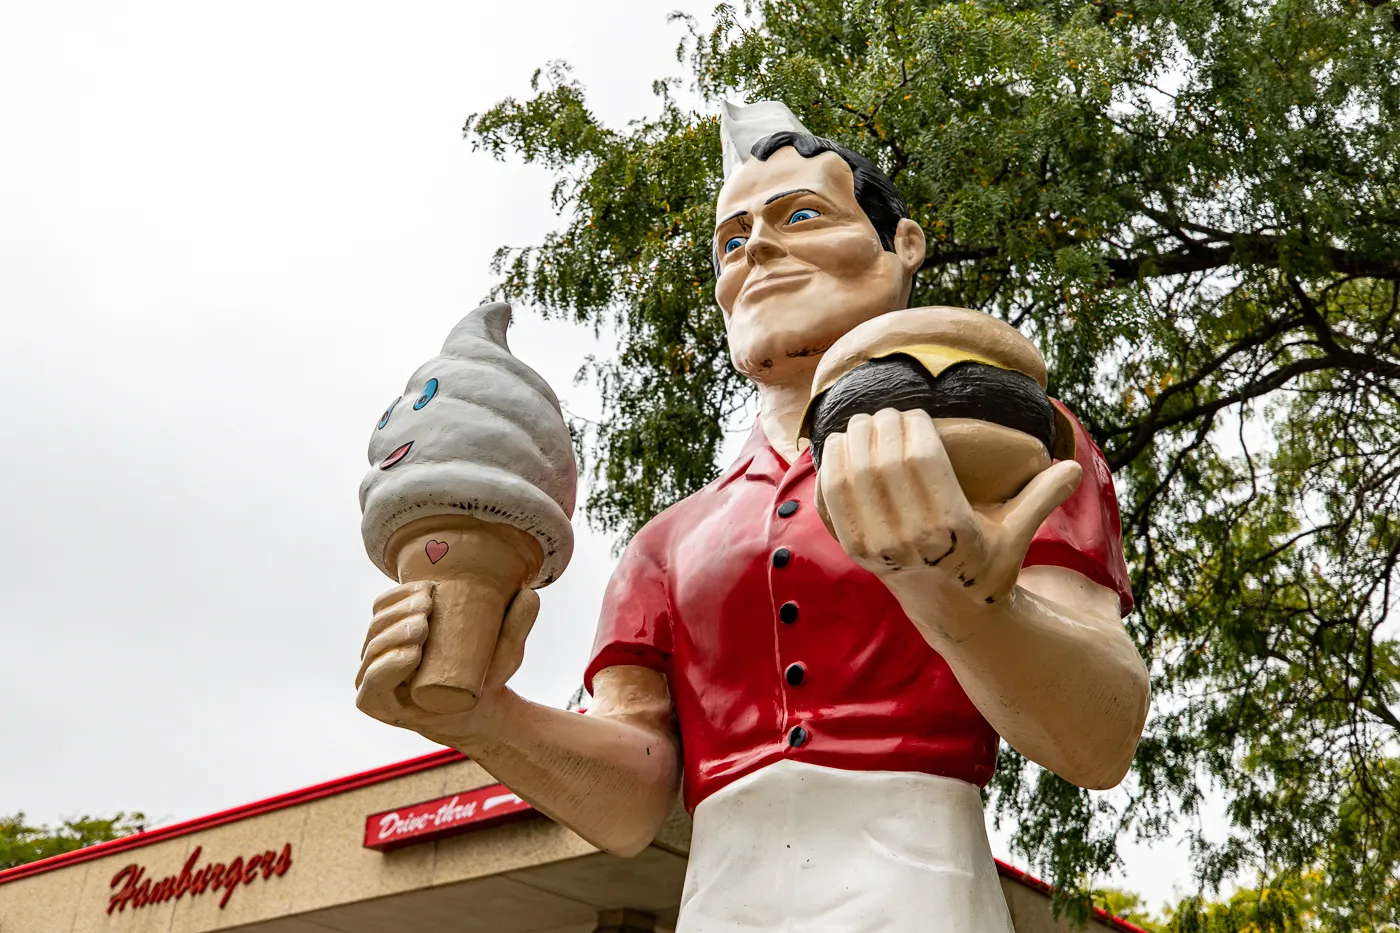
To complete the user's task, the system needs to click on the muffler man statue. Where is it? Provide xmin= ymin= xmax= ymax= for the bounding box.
xmin=355 ymin=99 xmax=1150 ymax=932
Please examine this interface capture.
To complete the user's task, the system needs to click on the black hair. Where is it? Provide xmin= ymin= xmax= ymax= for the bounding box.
xmin=749 ymin=131 xmax=908 ymax=251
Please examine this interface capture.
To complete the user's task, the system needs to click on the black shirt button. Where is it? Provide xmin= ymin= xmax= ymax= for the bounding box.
xmin=788 ymin=725 xmax=809 ymax=747
xmin=779 ymin=601 xmax=799 ymax=623
xmin=772 ymin=547 xmax=791 ymax=568
xmin=777 ymin=499 xmax=800 ymax=518
xmin=785 ymin=663 xmax=805 ymax=686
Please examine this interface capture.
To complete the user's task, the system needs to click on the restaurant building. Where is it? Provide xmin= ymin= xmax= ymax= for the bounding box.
xmin=0 ymin=749 xmax=1147 ymax=933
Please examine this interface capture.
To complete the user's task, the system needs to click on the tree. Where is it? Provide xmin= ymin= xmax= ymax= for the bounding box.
xmin=1161 ymin=878 xmax=1318 ymax=933
xmin=1098 ymin=874 xmax=1327 ymax=932
xmin=0 ymin=812 xmax=145 ymax=870
xmin=465 ymin=0 xmax=1400 ymax=924
xmin=1096 ymin=887 xmax=1166 ymax=931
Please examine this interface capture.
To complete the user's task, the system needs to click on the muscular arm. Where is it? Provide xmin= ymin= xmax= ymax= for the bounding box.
xmin=902 ymin=564 xmax=1148 ymax=789
xmin=355 ymin=582 xmax=680 ymax=857
xmin=818 ymin=408 xmax=1150 ymax=791
xmin=455 ymin=665 xmax=681 ymax=856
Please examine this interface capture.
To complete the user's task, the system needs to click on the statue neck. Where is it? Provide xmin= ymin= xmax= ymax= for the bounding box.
xmin=757 ymin=369 xmax=817 ymax=465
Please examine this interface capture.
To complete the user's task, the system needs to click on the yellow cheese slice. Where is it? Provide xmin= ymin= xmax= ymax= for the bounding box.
xmin=883 ymin=343 xmax=1007 ymax=378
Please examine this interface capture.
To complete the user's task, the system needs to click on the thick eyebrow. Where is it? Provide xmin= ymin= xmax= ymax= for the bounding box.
xmin=715 ymin=188 xmax=819 ymax=230
xmin=764 ymin=187 xmax=817 ymax=206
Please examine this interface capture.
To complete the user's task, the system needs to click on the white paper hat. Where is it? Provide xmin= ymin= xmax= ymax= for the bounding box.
xmin=719 ymin=99 xmax=812 ymax=179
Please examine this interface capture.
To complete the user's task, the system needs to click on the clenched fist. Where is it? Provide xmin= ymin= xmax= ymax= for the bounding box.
xmin=355 ymin=581 xmax=540 ymax=748
xmin=815 ymin=407 xmax=1081 ymax=620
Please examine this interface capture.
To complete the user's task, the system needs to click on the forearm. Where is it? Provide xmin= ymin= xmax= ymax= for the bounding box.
xmin=448 ymin=684 xmax=680 ymax=857
xmin=898 ymin=573 xmax=1149 ymax=789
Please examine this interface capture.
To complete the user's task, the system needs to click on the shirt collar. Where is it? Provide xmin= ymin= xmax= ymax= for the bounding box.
xmin=718 ymin=419 xmax=812 ymax=488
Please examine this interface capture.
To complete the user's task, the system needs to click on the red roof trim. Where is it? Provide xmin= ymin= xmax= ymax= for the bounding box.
xmin=994 ymin=859 xmax=1154 ymax=933
xmin=0 ymin=749 xmax=465 ymax=886
xmin=0 ymin=750 xmax=1149 ymax=933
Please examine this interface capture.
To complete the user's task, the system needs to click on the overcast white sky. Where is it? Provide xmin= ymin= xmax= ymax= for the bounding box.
xmin=0 ymin=0 xmax=1205 ymax=912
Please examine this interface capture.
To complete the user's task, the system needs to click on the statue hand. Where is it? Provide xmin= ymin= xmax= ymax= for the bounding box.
xmin=815 ymin=408 xmax=1081 ymax=624
xmin=355 ymin=581 xmax=539 ymax=748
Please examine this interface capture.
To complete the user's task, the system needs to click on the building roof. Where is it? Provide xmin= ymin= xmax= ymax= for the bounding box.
xmin=0 ymin=749 xmax=1151 ymax=933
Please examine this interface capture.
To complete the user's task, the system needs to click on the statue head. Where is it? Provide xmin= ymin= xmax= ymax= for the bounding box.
xmin=713 ymin=106 xmax=926 ymax=385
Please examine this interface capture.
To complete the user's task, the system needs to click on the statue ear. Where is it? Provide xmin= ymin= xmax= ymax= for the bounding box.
xmin=893 ymin=218 xmax=926 ymax=281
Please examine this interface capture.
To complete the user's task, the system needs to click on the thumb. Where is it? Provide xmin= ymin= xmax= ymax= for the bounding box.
xmin=1002 ymin=460 xmax=1082 ymax=551
xmin=486 ymin=588 xmax=541 ymax=687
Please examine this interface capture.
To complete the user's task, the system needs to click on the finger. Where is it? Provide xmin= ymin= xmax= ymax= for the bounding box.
xmin=843 ymin=412 xmax=876 ymax=498
xmin=869 ymin=408 xmax=921 ymax=567
xmin=486 ymin=588 xmax=541 ymax=686
xmin=872 ymin=407 xmax=904 ymax=459
xmin=900 ymin=409 xmax=963 ymax=562
xmin=372 ymin=580 xmax=432 ymax=616
xmin=1002 ymin=460 xmax=1082 ymax=551
xmin=813 ymin=434 xmax=844 ymax=541
xmin=357 ymin=614 xmax=429 ymax=687
xmin=356 ymin=646 xmax=423 ymax=722
xmin=900 ymin=409 xmax=966 ymax=517
xmin=363 ymin=587 xmax=434 ymax=655
xmin=817 ymin=431 xmax=867 ymax=556
xmin=813 ymin=459 xmax=829 ymax=529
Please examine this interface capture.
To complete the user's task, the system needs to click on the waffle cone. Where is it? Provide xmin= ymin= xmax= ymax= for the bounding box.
xmin=386 ymin=514 xmax=543 ymax=714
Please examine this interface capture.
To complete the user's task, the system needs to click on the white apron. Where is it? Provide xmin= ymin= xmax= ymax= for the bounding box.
xmin=677 ymin=760 xmax=1016 ymax=933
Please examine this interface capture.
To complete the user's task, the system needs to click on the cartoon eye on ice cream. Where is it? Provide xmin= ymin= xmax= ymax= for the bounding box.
xmin=376 ymin=397 xmax=401 ymax=431
xmin=358 ymin=302 xmax=577 ymax=714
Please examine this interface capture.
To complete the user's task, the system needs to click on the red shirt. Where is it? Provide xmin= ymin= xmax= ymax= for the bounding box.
xmin=584 ymin=405 xmax=1131 ymax=813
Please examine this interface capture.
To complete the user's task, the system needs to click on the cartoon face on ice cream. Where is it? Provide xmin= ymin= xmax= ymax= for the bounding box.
xmin=370 ymin=381 xmax=434 ymax=470
xmin=358 ymin=302 xmax=577 ymax=713
xmin=359 ymin=301 xmax=577 ymax=587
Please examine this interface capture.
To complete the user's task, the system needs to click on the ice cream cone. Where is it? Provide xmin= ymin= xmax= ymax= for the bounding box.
xmin=360 ymin=303 xmax=576 ymax=716
xmin=386 ymin=514 xmax=544 ymax=714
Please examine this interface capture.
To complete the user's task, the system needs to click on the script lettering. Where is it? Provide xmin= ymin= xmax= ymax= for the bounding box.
xmin=362 ymin=782 xmax=538 ymax=851
xmin=106 ymin=843 xmax=292 ymax=914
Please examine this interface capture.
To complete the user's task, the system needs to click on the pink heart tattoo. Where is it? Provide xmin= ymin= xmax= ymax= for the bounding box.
xmin=425 ymin=540 xmax=449 ymax=564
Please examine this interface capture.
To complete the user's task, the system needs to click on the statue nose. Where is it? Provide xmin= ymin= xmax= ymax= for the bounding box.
xmin=744 ymin=224 xmax=785 ymax=264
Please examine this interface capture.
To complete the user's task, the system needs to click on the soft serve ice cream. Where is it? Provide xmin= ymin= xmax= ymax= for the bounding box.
xmin=360 ymin=301 xmax=577 ymax=586
xmin=358 ymin=302 xmax=577 ymax=713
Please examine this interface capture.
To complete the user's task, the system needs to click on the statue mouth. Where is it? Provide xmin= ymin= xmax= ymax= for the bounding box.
xmin=743 ymin=269 xmax=810 ymax=299
xmin=379 ymin=441 xmax=414 ymax=470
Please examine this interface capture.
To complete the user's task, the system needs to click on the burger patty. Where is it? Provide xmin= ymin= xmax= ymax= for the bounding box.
xmin=808 ymin=356 xmax=1058 ymax=471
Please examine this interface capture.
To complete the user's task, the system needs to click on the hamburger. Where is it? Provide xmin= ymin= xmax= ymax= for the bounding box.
xmin=799 ymin=307 xmax=1075 ymax=514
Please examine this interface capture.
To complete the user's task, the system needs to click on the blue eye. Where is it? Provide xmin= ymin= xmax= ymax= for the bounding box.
xmin=787 ymin=208 xmax=821 ymax=224
xmin=724 ymin=236 xmax=747 ymax=254
xmin=413 ymin=378 xmax=438 ymax=410
xmin=376 ymin=397 xmax=401 ymax=430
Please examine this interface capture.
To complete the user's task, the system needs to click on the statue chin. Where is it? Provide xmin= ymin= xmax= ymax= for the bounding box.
xmin=727 ymin=313 xmax=882 ymax=383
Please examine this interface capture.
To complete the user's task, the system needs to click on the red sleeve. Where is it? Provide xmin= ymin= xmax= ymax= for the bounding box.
xmin=582 ymin=518 xmax=674 ymax=693
xmin=1023 ymin=402 xmax=1134 ymax=616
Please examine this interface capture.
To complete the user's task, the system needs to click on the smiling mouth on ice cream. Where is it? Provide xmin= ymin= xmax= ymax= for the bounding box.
xmin=379 ymin=441 xmax=414 ymax=470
